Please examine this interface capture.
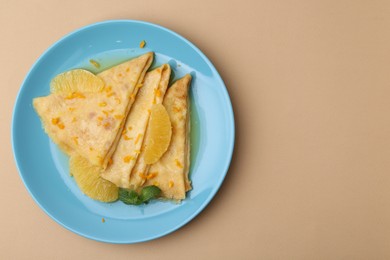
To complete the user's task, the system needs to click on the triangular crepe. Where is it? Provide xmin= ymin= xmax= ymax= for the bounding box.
xmin=33 ymin=53 xmax=153 ymax=168
xmin=101 ymin=64 xmax=171 ymax=188
xmin=142 ymin=74 xmax=192 ymax=200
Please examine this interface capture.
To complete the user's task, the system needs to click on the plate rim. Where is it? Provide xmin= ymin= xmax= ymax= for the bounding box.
xmin=11 ymin=19 xmax=235 ymax=244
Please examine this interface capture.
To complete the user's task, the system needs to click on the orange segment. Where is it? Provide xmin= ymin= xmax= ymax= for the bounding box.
xmin=144 ymin=104 xmax=172 ymax=164
xmin=50 ymin=69 xmax=104 ymax=94
xmin=69 ymin=155 xmax=118 ymax=202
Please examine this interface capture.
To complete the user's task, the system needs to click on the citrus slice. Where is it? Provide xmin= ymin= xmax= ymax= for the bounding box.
xmin=69 ymin=155 xmax=118 ymax=202
xmin=50 ymin=69 xmax=104 ymax=94
xmin=144 ymin=104 xmax=172 ymax=164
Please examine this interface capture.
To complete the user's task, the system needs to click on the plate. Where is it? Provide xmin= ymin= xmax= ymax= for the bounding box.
xmin=12 ymin=20 xmax=235 ymax=243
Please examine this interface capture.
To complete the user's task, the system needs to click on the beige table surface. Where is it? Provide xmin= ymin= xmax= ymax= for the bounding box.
xmin=1 ymin=0 xmax=390 ymax=259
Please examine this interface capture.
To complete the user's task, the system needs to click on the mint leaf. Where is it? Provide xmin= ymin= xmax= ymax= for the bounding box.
xmin=140 ymin=186 xmax=161 ymax=202
xmin=118 ymin=188 xmax=142 ymax=205
xmin=118 ymin=186 xmax=161 ymax=206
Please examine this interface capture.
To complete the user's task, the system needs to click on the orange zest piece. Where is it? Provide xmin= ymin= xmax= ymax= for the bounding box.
xmin=175 ymin=159 xmax=183 ymax=169
xmin=105 ymin=86 xmax=112 ymax=93
xmin=134 ymin=134 xmax=142 ymax=144
xmin=139 ymin=40 xmax=146 ymax=48
xmin=123 ymin=155 xmax=133 ymax=163
xmin=72 ymin=136 xmax=79 ymax=145
xmin=52 ymin=119 xmax=65 ymax=129
xmin=99 ymin=102 xmax=107 ymax=107
xmin=123 ymin=135 xmax=132 ymax=141
xmin=51 ymin=117 xmax=60 ymax=125
xmin=89 ymin=59 xmax=100 ymax=68
xmin=154 ymin=88 xmax=161 ymax=97
xmin=114 ymin=114 xmax=124 ymax=120
xmin=146 ymin=172 xmax=157 ymax=180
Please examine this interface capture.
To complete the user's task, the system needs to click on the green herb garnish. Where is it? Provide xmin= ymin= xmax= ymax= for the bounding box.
xmin=118 ymin=189 xmax=142 ymax=205
xmin=140 ymin=186 xmax=162 ymax=202
xmin=118 ymin=185 xmax=161 ymax=205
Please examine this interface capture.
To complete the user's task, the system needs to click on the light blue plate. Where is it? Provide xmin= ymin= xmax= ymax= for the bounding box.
xmin=12 ymin=20 xmax=235 ymax=243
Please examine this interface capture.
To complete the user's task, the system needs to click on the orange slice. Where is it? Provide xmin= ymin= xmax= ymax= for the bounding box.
xmin=144 ymin=104 xmax=172 ymax=164
xmin=50 ymin=69 xmax=104 ymax=94
xmin=69 ymin=155 xmax=118 ymax=202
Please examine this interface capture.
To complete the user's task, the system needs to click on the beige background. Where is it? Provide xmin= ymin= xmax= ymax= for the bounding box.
xmin=1 ymin=0 xmax=390 ymax=259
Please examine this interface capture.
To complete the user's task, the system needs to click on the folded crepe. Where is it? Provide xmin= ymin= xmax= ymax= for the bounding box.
xmin=142 ymin=74 xmax=192 ymax=200
xmin=33 ymin=53 xmax=153 ymax=168
xmin=101 ymin=64 xmax=171 ymax=187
